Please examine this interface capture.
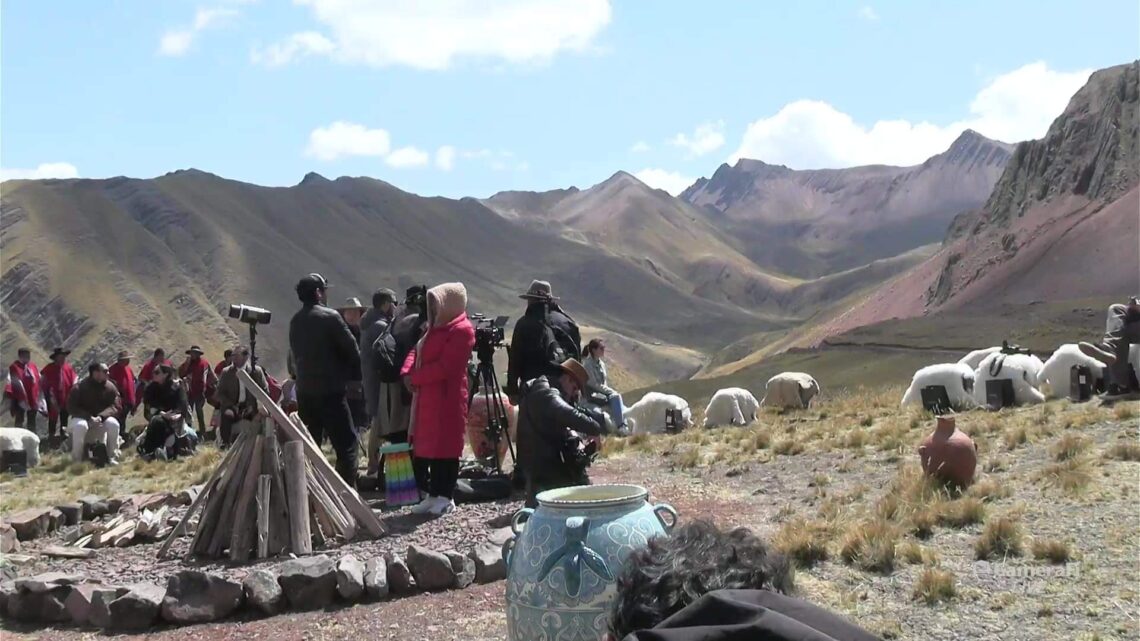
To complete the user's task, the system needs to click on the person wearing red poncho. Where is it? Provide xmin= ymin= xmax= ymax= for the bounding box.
xmin=7 ymin=348 xmax=43 ymax=431
xmin=178 ymin=345 xmax=216 ymax=434
xmin=41 ymin=347 xmax=79 ymax=442
xmin=108 ymin=351 xmax=138 ymax=439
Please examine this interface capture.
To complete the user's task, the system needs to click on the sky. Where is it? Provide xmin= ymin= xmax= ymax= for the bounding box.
xmin=2 ymin=0 xmax=1136 ymax=198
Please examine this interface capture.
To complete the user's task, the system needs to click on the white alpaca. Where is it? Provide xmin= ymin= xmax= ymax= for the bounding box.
xmin=0 ymin=427 xmax=41 ymax=468
xmin=974 ymin=352 xmax=1045 ymax=406
xmin=958 ymin=347 xmax=1001 ymax=370
xmin=703 ymin=388 xmax=760 ymax=428
xmin=761 ymin=372 xmax=821 ymax=409
xmin=900 ymin=363 xmax=977 ymax=410
xmin=1040 ymin=344 xmax=1106 ymax=398
xmin=624 ymin=392 xmax=693 ymax=435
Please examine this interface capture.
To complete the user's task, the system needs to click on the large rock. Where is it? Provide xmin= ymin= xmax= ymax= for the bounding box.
xmin=386 ymin=553 xmax=414 ymax=594
xmin=335 ymin=555 xmax=365 ymax=601
xmin=88 ymin=586 xmax=129 ymax=628
xmin=56 ymin=503 xmax=84 ymax=526
xmin=8 ymin=576 xmax=79 ymax=623
xmin=46 ymin=508 xmax=65 ymax=532
xmin=15 ymin=572 xmax=87 ymax=592
xmin=0 ymin=581 xmax=14 ymax=618
xmin=470 ymin=541 xmax=507 ymax=584
xmin=276 ymin=555 xmax=337 ymax=611
xmin=161 ymin=570 xmax=244 ymax=624
xmin=176 ymin=485 xmax=203 ymax=507
xmin=78 ymin=495 xmax=110 ymax=520
xmin=66 ymin=584 xmax=124 ymax=626
xmin=488 ymin=526 xmax=514 ymax=547
xmin=363 ymin=557 xmax=389 ymax=601
xmin=243 ymin=569 xmax=284 ymax=616
xmin=6 ymin=508 xmax=52 ymax=540
xmin=407 ymin=545 xmax=455 ymax=592
xmin=445 ymin=550 xmax=475 ymax=589
xmin=104 ymin=583 xmax=164 ymax=631
xmin=0 ymin=523 xmax=18 ymax=553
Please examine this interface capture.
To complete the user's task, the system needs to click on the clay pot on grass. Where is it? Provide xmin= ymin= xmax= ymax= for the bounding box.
xmin=918 ymin=415 xmax=977 ymax=488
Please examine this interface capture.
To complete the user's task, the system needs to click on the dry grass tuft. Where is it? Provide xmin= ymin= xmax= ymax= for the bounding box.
xmin=1038 ymin=458 xmax=1093 ymax=495
xmin=1050 ymin=433 xmax=1090 ymax=461
xmin=1115 ymin=404 xmax=1137 ymax=421
xmin=1107 ymin=441 xmax=1140 ymax=462
xmin=938 ymin=497 xmax=987 ymax=528
xmin=844 ymin=429 xmax=869 ymax=449
xmin=1003 ymin=426 xmax=1029 ymax=450
xmin=774 ymin=518 xmax=832 ymax=567
xmin=975 ymin=515 xmax=1024 ymax=559
xmin=676 ymin=445 xmax=701 ymax=469
xmin=772 ymin=438 xmax=804 ymax=456
xmin=967 ymin=477 xmax=1011 ymax=501
xmin=913 ymin=567 xmax=957 ymax=604
xmin=1031 ymin=538 xmax=1073 ymax=564
xmin=910 ymin=508 xmax=938 ymax=539
xmin=839 ymin=519 xmax=898 ymax=574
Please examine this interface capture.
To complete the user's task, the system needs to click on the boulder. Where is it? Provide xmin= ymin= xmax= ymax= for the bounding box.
xmin=386 ymin=552 xmax=414 ymax=594
xmin=56 ymin=503 xmax=84 ymax=526
xmin=243 ymin=569 xmax=284 ymax=616
xmin=104 ymin=583 xmax=164 ymax=631
xmin=487 ymin=526 xmax=514 ymax=547
xmin=276 ymin=555 xmax=337 ymax=611
xmin=176 ymin=485 xmax=202 ymax=507
xmin=335 ymin=555 xmax=365 ymax=601
xmin=105 ymin=496 xmax=125 ymax=515
xmin=88 ymin=586 xmax=129 ymax=629
xmin=0 ymin=581 xmax=14 ymax=618
xmin=445 ymin=550 xmax=475 ymax=589
xmin=7 ymin=508 xmax=52 ymax=540
xmin=407 ymin=545 xmax=455 ymax=592
xmin=78 ymin=495 xmax=110 ymax=520
xmin=66 ymin=584 xmax=124 ymax=626
xmin=161 ymin=570 xmax=244 ymax=624
xmin=363 ymin=556 xmax=389 ymax=601
xmin=470 ymin=542 xmax=507 ymax=584
xmin=47 ymin=508 xmax=65 ymax=532
xmin=8 ymin=580 xmax=73 ymax=623
xmin=0 ymin=523 xmax=19 ymax=553
xmin=15 ymin=572 xmax=87 ymax=593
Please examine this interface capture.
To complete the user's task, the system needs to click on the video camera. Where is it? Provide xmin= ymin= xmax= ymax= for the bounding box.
xmin=228 ymin=304 xmax=272 ymax=325
xmin=999 ymin=340 xmax=1031 ymax=356
xmin=471 ymin=314 xmax=509 ymax=363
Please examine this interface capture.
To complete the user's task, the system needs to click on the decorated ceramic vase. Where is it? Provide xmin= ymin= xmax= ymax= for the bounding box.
xmin=918 ymin=415 xmax=977 ymax=487
xmin=503 ymin=484 xmax=678 ymax=641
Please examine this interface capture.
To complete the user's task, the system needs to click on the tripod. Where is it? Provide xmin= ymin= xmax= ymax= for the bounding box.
xmin=245 ymin=322 xmax=260 ymax=366
xmin=468 ymin=356 xmax=516 ymax=476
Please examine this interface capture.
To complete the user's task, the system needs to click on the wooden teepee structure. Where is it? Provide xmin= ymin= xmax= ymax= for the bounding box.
xmin=157 ymin=370 xmax=384 ymax=560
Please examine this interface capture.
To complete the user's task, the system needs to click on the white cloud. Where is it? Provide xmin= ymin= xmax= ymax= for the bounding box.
xmin=435 ymin=145 xmax=457 ymax=171
xmin=1 ymin=162 xmax=80 ymax=181
xmin=730 ymin=61 xmax=1091 ymax=169
xmin=305 ymin=121 xmax=391 ymax=161
xmin=630 ymin=141 xmax=651 ymax=153
xmin=250 ymin=31 xmax=335 ymax=67
xmin=255 ymin=0 xmax=612 ymax=70
xmin=669 ymin=120 xmax=725 ymax=157
xmin=157 ymin=6 xmax=238 ymax=56
xmin=858 ymin=6 xmax=879 ymax=21
xmin=385 ymin=146 xmax=430 ymax=169
xmin=634 ymin=168 xmax=695 ymax=196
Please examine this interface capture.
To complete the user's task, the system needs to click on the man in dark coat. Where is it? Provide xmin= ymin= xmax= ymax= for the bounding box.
xmin=517 ymin=358 xmax=607 ymax=507
xmin=506 ymin=280 xmax=582 ymax=399
xmin=213 ymin=345 xmax=269 ymax=447
xmin=359 ymin=288 xmax=398 ymax=476
xmin=288 ymin=273 xmax=362 ymax=485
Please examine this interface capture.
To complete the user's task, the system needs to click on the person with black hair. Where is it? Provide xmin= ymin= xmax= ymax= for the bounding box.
xmin=139 ymin=364 xmax=198 ymax=461
xmin=608 ymin=520 xmax=880 ymax=641
xmin=360 ymin=287 xmax=398 ymax=476
xmin=288 ymin=272 xmax=363 ymax=485
xmin=213 ymin=345 xmax=269 ymax=447
xmin=67 ymin=363 xmax=122 ymax=464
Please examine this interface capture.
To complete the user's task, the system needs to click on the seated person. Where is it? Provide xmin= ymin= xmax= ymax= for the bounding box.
xmin=139 ymin=364 xmax=198 ymax=461
xmin=1081 ymin=296 xmax=1140 ymax=401
xmin=212 ymin=345 xmax=269 ymax=446
xmin=608 ymin=520 xmax=881 ymax=641
xmin=66 ymin=363 xmax=122 ymax=465
xmin=582 ymin=338 xmax=627 ymax=432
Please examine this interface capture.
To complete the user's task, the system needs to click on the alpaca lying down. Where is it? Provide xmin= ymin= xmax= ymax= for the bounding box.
xmin=0 ymin=427 xmax=41 ymax=467
xmin=624 ymin=392 xmax=693 ymax=435
xmin=1040 ymin=344 xmax=1106 ymax=398
xmin=703 ymin=387 xmax=760 ymax=427
xmin=973 ymin=352 xmax=1045 ymax=406
xmin=900 ymin=363 xmax=977 ymax=411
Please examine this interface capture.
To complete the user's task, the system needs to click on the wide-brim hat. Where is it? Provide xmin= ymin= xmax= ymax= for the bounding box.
xmin=338 ymin=297 xmax=366 ymax=312
xmin=185 ymin=345 xmax=205 ymax=356
xmin=558 ymin=358 xmax=589 ymax=389
xmin=49 ymin=348 xmax=71 ymax=358
xmin=520 ymin=279 xmax=558 ymax=301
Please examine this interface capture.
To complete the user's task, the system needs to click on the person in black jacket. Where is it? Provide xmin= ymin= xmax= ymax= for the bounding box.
xmin=506 ymin=280 xmax=582 ymax=399
xmin=517 ymin=358 xmax=607 ymax=507
xmin=608 ymin=520 xmax=881 ymax=641
xmin=138 ymin=364 xmax=198 ymax=461
xmin=288 ymin=273 xmax=362 ymax=485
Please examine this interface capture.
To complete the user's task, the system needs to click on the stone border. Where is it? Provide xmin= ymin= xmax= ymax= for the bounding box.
xmin=1 ymin=541 xmax=507 ymax=631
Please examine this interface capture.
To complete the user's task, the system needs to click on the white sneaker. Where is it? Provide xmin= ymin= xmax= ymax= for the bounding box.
xmin=429 ymin=498 xmax=455 ymax=515
xmin=411 ymin=496 xmax=439 ymax=514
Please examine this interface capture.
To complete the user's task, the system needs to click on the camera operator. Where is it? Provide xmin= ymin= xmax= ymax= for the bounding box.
xmin=517 ymin=358 xmax=609 ymax=507
xmin=288 ymin=273 xmax=362 ymax=485
xmin=213 ymin=345 xmax=269 ymax=447
xmin=506 ymin=280 xmax=582 ymax=400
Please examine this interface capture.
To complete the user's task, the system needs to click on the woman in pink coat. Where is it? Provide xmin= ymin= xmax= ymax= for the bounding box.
xmin=401 ymin=282 xmax=476 ymax=515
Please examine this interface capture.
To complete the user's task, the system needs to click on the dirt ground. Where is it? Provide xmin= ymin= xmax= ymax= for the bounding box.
xmin=3 ymin=396 xmax=1138 ymax=641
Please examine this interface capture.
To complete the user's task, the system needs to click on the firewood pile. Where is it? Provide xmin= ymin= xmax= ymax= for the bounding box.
xmin=157 ymin=370 xmax=385 ymax=560
xmin=55 ymin=507 xmax=171 ymax=552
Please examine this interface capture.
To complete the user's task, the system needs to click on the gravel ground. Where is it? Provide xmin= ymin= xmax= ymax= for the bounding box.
xmin=4 ymin=414 xmax=1138 ymax=641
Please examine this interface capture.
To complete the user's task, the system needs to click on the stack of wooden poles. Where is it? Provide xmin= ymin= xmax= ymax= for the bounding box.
xmin=157 ymin=370 xmax=385 ymax=560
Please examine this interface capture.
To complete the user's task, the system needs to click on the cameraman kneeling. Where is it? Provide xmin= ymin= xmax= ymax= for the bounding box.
xmin=518 ymin=358 xmax=608 ymax=507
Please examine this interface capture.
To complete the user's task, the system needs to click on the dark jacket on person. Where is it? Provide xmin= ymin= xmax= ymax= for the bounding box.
xmin=359 ymin=309 xmax=394 ymax=417
xmin=288 ymin=303 xmax=362 ymax=396
xmin=623 ymin=589 xmax=882 ymax=641
xmin=67 ymin=377 xmax=120 ymax=420
xmin=144 ymin=380 xmax=190 ymax=417
xmin=517 ymin=375 xmax=605 ymax=477
xmin=507 ymin=302 xmax=582 ymax=396
xmin=213 ymin=364 xmax=268 ymax=415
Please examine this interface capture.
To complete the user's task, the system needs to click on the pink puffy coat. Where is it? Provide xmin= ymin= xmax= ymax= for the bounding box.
xmin=401 ymin=283 xmax=476 ymax=460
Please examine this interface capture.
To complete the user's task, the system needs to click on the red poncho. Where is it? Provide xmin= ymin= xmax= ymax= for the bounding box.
xmin=139 ymin=358 xmax=172 ymax=383
xmin=179 ymin=357 xmax=214 ymax=401
xmin=108 ymin=361 xmax=138 ymax=408
xmin=41 ymin=362 xmax=78 ymax=419
xmin=7 ymin=360 xmax=41 ymax=410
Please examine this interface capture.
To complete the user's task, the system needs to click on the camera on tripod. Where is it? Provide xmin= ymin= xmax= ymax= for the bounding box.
xmin=471 ymin=314 xmax=509 ymax=362
xmin=228 ymin=304 xmax=272 ymax=325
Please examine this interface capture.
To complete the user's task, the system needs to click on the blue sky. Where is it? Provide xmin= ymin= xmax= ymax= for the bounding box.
xmin=2 ymin=0 xmax=1136 ymax=197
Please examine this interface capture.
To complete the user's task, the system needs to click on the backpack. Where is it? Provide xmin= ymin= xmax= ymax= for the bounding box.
xmin=372 ymin=320 xmax=404 ymax=384
xmin=544 ymin=309 xmax=581 ymax=365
